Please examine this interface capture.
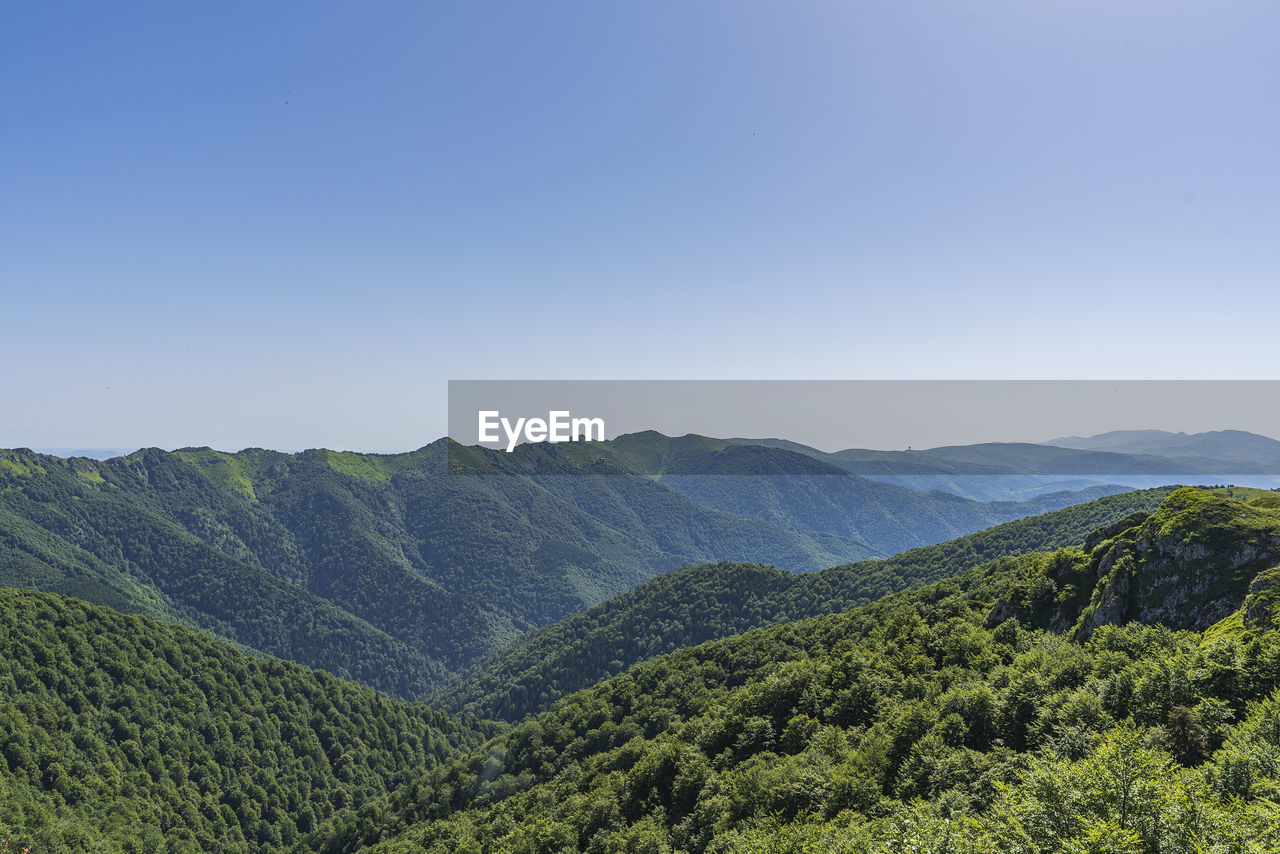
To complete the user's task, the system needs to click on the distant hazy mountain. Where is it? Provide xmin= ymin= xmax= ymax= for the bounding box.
xmin=861 ymin=474 xmax=1118 ymax=502
xmin=730 ymin=436 xmax=1236 ymax=474
xmin=727 ymin=432 xmax=1280 ymax=504
xmin=1043 ymin=428 xmax=1280 ymax=468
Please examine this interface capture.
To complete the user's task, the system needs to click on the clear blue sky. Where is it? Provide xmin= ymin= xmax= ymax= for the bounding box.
xmin=4 ymin=1 xmax=1279 ymax=451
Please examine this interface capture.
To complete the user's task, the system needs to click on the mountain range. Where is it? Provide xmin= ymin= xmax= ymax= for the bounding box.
xmin=2 ymin=434 xmax=1135 ymax=699
xmin=727 ymin=428 xmax=1280 ymax=500
xmin=4 ymin=442 xmax=1280 ymax=849
xmin=7 ymin=428 xmax=1275 ymax=701
xmin=1044 ymin=428 xmax=1280 ymax=465
xmin=730 ymin=428 xmax=1280 ymax=473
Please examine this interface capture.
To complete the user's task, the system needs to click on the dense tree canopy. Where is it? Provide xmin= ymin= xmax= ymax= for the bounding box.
xmin=3 ymin=462 xmax=1274 ymax=853
xmin=437 ymin=487 xmax=1175 ymax=721
xmin=316 ymin=488 xmax=1280 ymax=853
xmin=0 ymin=440 xmax=1140 ymax=701
xmin=0 ymin=589 xmax=492 ymax=853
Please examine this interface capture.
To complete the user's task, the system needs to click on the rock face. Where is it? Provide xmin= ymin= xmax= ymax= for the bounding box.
xmin=993 ymin=489 xmax=1280 ymax=639
xmin=1078 ymin=527 xmax=1280 ymax=639
xmin=1243 ymin=566 xmax=1280 ymax=630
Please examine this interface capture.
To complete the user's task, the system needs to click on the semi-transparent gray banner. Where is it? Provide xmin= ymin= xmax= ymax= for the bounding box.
xmin=446 ymin=380 xmax=1280 ymax=476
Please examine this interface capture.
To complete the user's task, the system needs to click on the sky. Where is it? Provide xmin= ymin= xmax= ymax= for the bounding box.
xmin=4 ymin=1 xmax=1280 ymax=452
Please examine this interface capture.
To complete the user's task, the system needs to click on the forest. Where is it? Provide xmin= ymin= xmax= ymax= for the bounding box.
xmin=0 ymin=589 xmax=492 ymax=852
xmin=436 ymin=487 xmax=1174 ymax=721
xmin=312 ymin=488 xmax=1280 ymax=853
xmin=0 ymin=440 xmax=1133 ymax=701
xmin=3 ymin=486 xmax=1280 ymax=851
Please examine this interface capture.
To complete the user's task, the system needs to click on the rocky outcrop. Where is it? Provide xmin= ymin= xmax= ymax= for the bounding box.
xmin=1077 ymin=536 xmax=1278 ymax=639
xmin=1243 ymin=567 xmax=1280 ymax=630
xmin=991 ymin=489 xmax=1280 ymax=640
xmin=1075 ymin=491 xmax=1280 ymax=639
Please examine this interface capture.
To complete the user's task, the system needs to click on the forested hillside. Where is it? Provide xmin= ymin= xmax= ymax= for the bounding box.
xmin=0 ymin=443 xmax=873 ymax=696
xmin=0 ymin=438 xmax=1119 ymax=698
xmin=313 ymin=488 xmax=1280 ymax=853
xmin=437 ymin=487 xmax=1175 ymax=721
xmin=0 ymin=589 xmax=490 ymax=853
xmin=3 ymin=487 xmax=1278 ymax=852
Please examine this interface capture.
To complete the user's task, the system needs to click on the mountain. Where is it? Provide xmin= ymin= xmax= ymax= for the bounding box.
xmin=4 ymin=486 xmax=1280 ymax=850
xmin=1044 ymin=428 xmax=1280 ymax=470
xmin=559 ymin=430 xmax=1189 ymax=477
xmin=312 ymin=486 xmax=1280 ymax=854
xmin=730 ymin=433 xmax=1280 ymax=500
xmin=737 ymin=431 xmax=1280 ymax=475
xmin=858 ymin=473 xmax=1119 ymax=501
xmin=1043 ymin=428 xmax=1197 ymax=453
xmin=919 ymin=441 xmax=1206 ymax=474
xmin=728 ymin=436 xmax=1216 ymax=475
xmin=436 ymin=487 xmax=1177 ymax=721
xmin=0 ymin=587 xmax=490 ymax=853
xmin=0 ymin=442 xmax=880 ymax=698
xmin=659 ymin=472 xmax=1125 ymax=556
xmin=991 ymin=485 xmax=1280 ymax=639
xmin=1 ymin=434 xmax=1139 ymax=700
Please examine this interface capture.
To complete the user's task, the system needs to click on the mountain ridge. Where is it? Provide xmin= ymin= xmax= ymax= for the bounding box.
xmin=729 ymin=428 xmax=1280 ymax=475
xmin=0 ymin=435 xmax=1169 ymax=701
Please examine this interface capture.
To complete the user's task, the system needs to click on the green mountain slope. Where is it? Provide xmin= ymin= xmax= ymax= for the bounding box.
xmin=435 ymin=487 xmax=1176 ymax=721
xmin=0 ymin=435 xmax=1148 ymax=701
xmin=0 ymin=588 xmax=490 ymax=853
xmin=0 ymin=448 xmax=451 ymax=698
xmin=992 ymin=486 xmax=1280 ymax=638
xmin=0 ymin=442 xmax=879 ymax=697
xmin=314 ymin=487 xmax=1280 ymax=854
